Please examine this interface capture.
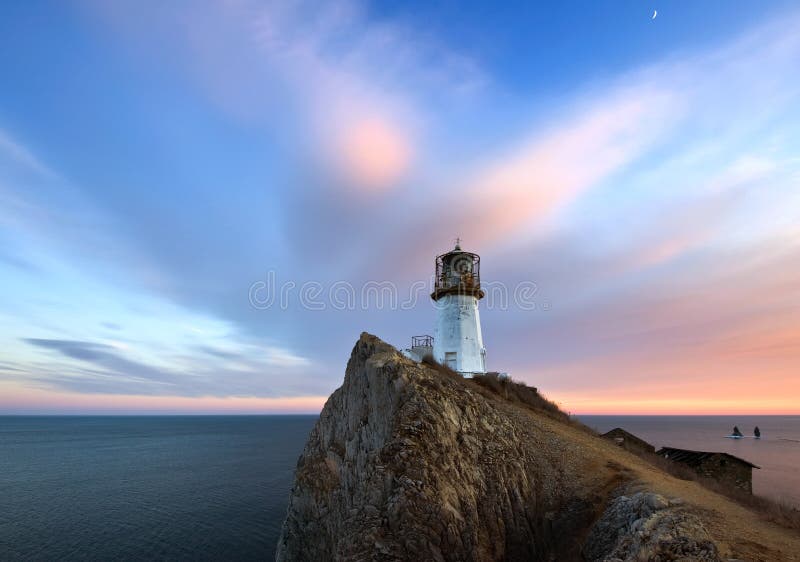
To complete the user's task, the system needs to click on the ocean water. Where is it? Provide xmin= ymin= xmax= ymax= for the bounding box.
xmin=579 ymin=415 xmax=800 ymax=507
xmin=0 ymin=416 xmax=317 ymax=561
xmin=2 ymin=416 xmax=798 ymax=561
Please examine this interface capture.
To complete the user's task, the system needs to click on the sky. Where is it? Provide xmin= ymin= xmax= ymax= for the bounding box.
xmin=0 ymin=0 xmax=799 ymax=415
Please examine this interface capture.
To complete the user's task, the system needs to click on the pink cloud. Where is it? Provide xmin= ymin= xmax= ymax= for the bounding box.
xmin=504 ymin=240 xmax=800 ymax=415
xmin=463 ymin=87 xmax=681 ymax=247
xmin=333 ymin=115 xmax=413 ymax=191
xmin=359 ymin=85 xmax=684 ymax=278
xmin=0 ymin=383 xmax=326 ymax=414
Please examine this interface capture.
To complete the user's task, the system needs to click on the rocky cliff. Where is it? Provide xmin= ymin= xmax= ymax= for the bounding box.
xmin=276 ymin=334 xmax=800 ymax=561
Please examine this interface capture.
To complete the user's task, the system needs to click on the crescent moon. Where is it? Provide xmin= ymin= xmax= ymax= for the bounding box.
xmin=652 ymin=10 xmax=657 ymax=19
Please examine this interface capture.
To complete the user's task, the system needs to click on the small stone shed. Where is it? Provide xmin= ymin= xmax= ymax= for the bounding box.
xmin=602 ymin=428 xmax=656 ymax=455
xmin=656 ymin=447 xmax=760 ymax=493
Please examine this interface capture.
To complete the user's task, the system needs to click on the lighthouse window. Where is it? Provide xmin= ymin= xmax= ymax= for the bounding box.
xmin=444 ymin=352 xmax=457 ymax=370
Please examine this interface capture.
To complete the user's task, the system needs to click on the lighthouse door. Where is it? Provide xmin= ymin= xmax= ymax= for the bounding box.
xmin=444 ymin=352 xmax=457 ymax=370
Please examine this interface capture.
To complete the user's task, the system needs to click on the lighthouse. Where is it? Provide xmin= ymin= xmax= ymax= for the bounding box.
xmin=431 ymin=241 xmax=486 ymax=377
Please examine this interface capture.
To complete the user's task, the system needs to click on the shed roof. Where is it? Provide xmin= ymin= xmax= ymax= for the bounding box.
xmin=602 ymin=428 xmax=653 ymax=446
xmin=603 ymin=427 xmax=647 ymax=440
xmin=656 ymin=446 xmax=760 ymax=469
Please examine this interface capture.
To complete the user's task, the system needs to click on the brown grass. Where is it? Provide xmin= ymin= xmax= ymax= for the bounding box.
xmin=470 ymin=372 xmax=566 ymax=419
xmin=701 ymin=477 xmax=800 ymax=531
xmin=419 ymin=360 xmax=561 ymax=415
xmin=639 ymin=451 xmax=800 ymax=532
xmin=420 ymin=356 xmax=464 ymax=381
xmin=468 ymin=372 xmax=596 ymax=435
xmin=748 ymin=497 xmax=800 ymax=531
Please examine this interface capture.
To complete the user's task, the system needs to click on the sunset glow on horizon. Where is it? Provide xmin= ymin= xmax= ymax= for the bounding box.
xmin=0 ymin=382 xmax=328 ymax=415
xmin=2 ymin=388 xmax=798 ymax=417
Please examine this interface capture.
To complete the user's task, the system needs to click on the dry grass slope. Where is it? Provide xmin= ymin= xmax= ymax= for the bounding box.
xmin=422 ymin=355 xmax=800 ymax=554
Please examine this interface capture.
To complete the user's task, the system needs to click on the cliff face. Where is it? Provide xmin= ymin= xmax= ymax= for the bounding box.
xmin=277 ymin=333 xmax=605 ymax=561
xmin=276 ymin=334 xmax=793 ymax=561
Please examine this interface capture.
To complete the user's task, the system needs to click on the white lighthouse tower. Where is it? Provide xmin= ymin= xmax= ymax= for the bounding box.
xmin=431 ymin=241 xmax=486 ymax=377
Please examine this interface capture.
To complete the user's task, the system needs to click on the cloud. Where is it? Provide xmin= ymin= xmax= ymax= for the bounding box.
xmin=15 ymin=337 xmax=315 ymax=398
xmin=499 ymin=238 xmax=800 ymax=399
xmin=346 ymin=9 xmax=800 ymax=284
xmin=448 ymin=11 xmax=798 ymax=249
xmin=335 ymin=115 xmax=413 ymax=190
xmin=21 ymin=338 xmax=186 ymax=392
xmin=87 ymin=0 xmax=483 ymax=193
xmin=23 ymin=339 xmax=117 ymax=362
xmin=461 ymin=86 xmax=681 ymax=246
xmin=196 ymin=345 xmax=241 ymax=360
xmin=0 ymin=129 xmax=56 ymax=178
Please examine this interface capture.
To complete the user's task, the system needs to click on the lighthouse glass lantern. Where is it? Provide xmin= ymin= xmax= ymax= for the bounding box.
xmin=431 ymin=241 xmax=487 ymax=377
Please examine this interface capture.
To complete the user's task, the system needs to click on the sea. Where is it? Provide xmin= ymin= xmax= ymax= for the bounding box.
xmin=0 ymin=416 xmax=317 ymax=561
xmin=1 ymin=415 xmax=798 ymax=561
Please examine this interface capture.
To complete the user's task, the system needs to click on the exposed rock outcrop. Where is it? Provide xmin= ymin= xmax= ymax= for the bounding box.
xmin=585 ymin=492 xmax=721 ymax=561
xmin=275 ymin=334 xmax=724 ymax=561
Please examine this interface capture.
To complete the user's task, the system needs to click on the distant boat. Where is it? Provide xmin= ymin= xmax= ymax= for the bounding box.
xmin=754 ymin=426 xmax=761 ymax=439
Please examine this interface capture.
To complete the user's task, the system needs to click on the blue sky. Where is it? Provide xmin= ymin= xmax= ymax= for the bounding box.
xmin=1 ymin=1 xmax=799 ymax=413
